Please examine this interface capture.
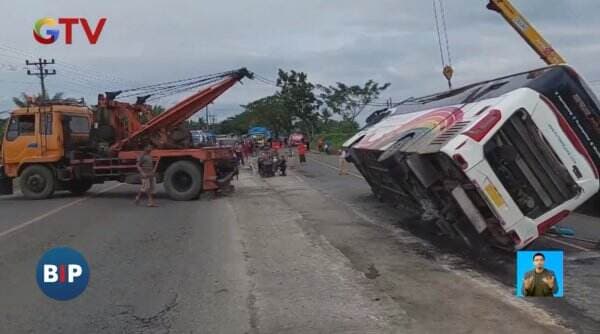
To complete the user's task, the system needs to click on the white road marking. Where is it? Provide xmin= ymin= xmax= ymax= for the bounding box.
xmin=306 ymin=156 xmax=365 ymax=180
xmin=543 ymin=235 xmax=593 ymax=252
xmin=565 ymin=251 xmax=600 ymax=262
xmin=0 ymin=183 xmax=122 ymax=239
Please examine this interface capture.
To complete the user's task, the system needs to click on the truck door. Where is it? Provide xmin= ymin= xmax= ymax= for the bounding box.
xmin=3 ymin=114 xmax=40 ymax=165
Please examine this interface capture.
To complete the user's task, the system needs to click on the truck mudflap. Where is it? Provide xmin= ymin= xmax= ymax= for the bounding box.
xmin=0 ymin=166 xmax=14 ymax=195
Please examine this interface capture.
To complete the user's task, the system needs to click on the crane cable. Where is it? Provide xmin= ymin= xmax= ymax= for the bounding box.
xmin=433 ymin=0 xmax=454 ymax=89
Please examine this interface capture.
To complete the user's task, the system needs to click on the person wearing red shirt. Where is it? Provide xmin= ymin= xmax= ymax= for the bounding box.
xmin=297 ymin=142 xmax=307 ymax=164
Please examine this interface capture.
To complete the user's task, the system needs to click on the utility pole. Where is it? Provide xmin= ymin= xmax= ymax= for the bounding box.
xmin=205 ymin=105 xmax=209 ymax=131
xmin=26 ymin=58 xmax=56 ymax=101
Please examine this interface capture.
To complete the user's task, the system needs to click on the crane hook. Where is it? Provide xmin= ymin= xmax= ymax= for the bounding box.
xmin=443 ymin=65 xmax=453 ymax=89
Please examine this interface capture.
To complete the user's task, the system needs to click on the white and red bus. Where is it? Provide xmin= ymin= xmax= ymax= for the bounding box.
xmin=345 ymin=65 xmax=600 ymax=250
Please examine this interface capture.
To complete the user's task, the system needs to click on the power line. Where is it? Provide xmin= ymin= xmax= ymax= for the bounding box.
xmin=0 ymin=53 xmax=109 ymax=95
xmin=0 ymin=79 xmax=38 ymax=85
xmin=119 ymin=70 xmax=240 ymax=101
xmin=0 ymin=44 xmax=141 ymax=87
xmin=119 ymin=70 xmax=233 ymax=94
xmin=253 ymin=73 xmax=278 ymax=86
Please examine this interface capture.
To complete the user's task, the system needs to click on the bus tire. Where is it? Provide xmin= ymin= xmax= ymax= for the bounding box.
xmin=164 ymin=160 xmax=203 ymax=201
xmin=19 ymin=165 xmax=56 ymax=200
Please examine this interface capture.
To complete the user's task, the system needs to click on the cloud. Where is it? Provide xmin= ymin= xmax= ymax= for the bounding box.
xmin=1 ymin=0 xmax=599 ymax=123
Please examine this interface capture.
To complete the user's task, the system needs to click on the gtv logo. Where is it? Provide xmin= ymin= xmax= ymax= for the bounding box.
xmin=36 ymin=247 xmax=90 ymax=301
xmin=33 ymin=17 xmax=107 ymax=45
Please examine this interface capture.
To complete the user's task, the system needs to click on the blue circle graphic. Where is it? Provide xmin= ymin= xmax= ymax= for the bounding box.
xmin=36 ymin=247 xmax=90 ymax=301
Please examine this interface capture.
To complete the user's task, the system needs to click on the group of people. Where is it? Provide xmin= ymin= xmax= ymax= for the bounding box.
xmin=132 ymin=138 xmax=346 ymax=207
xmin=255 ymin=140 xmax=309 ymax=177
xmin=233 ymin=139 xmax=255 ymax=166
xmin=231 ymin=137 xmax=309 ymax=170
xmin=257 ymin=150 xmax=287 ymax=177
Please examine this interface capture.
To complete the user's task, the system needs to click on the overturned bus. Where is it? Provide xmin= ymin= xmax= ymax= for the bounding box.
xmin=345 ymin=65 xmax=600 ymax=251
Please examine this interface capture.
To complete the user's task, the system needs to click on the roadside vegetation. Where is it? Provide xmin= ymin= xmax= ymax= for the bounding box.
xmin=215 ymin=69 xmax=390 ymax=151
xmin=1 ymin=72 xmax=390 ymax=152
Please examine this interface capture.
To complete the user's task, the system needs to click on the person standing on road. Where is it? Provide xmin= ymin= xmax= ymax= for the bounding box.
xmin=135 ymin=144 xmax=158 ymax=207
xmin=522 ymin=253 xmax=558 ymax=297
xmin=242 ymin=140 xmax=250 ymax=161
xmin=317 ymin=137 xmax=324 ymax=152
xmin=338 ymin=149 xmax=348 ymax=175
xmin=234 ymin=142 xmax=244 ymax=166
xmin=278 ymin=154 xmax=287 ymax=176
xmin=297 ymin=141 xmax=307 ymax=165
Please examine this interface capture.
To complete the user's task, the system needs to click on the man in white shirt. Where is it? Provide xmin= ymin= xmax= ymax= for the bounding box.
xmin=338 ymin=149 xmax=348 ymax=175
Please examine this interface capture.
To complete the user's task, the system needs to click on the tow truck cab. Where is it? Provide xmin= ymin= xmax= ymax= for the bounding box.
xmin=0 ymin=104 xmax=92 ymax=195
xmin=346 ymin=65 xmax=600 ymax=250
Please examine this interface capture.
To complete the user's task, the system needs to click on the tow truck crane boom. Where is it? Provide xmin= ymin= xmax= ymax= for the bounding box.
xmin=111 ymin=68 xmax=252 ymax=151
xmin=487 ymin=0 xmax=566 ymax=65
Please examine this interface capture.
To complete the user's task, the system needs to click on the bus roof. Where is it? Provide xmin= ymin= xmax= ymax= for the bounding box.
xmin=388 ymin=65 xmax=582 ymax=116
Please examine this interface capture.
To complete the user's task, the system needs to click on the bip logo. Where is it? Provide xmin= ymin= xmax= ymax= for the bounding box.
xmin=36 ymin=247 xmax=90 ymax=301
xmin=33 ymin=17 xmax=107 ymax=45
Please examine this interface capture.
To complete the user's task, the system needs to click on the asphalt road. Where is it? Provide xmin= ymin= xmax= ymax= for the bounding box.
xmin=0 ymin=154 xmax=598 ymax=333
xmin=301 ymin=152 xmax=600 ymax=333
xmin=0 ymin=183 xmax=251 ymax=333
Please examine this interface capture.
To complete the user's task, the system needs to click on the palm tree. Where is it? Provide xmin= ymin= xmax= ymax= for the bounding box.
xmin=151 ymin=105 xmax=165 ymax=116
xmin=12 ymin=92 xmax=73 ymax=107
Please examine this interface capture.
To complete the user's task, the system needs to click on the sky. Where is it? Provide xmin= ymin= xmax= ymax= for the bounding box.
xmin=1 ymin=0 xmax=599 ymax=124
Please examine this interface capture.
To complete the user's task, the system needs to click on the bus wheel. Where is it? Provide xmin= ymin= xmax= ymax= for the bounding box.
xmin=19 ymin=165 xmax=56 ymax=200
xmin=164 ymin=161 xmax=203 ymax=201
xmin=68 ymin=179 xmax=94 ymax=195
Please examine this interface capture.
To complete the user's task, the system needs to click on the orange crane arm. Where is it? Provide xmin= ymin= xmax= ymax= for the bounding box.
xmin=114 ymin=68 xmax=252 ymax=150
xmin=487 ymin=0 xmax=566 ymax=65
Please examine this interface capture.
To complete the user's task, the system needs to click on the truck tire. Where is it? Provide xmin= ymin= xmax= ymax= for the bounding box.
xmin=68 ymin=179 xmax=94 ymax=195
xmin=19 ymin=165 xmax=56 ymax=200
xmin=163 ymin=160 xmax=203 ymax=201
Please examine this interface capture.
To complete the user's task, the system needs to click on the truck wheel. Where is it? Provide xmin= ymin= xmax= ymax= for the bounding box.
xmin=19 ymin=165 xmax=56 ymax=200
xmin=68 ymin=179 xmax=94 ymax=195
xmin=164 ymin=160 xmax=203 ymax=201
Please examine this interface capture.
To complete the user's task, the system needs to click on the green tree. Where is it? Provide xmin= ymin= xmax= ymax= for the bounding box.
xmin=151 ymin=105 xmax=165 ymax=116
xmin=320 ymin=109 xmax=333 ymax=127
xmin=276 ymin=69 xmax=321 ymax=138
xmin=318 ymin=80 xmax=390 ymax=122
xmin=242 ymin=95 xmax=291 ymax=137
xmin=215 ymin=114 xmax=249 ymax=135
xmin=215 ymin=95 xmax=293 ymax=136
xmin=186 ymin=118 xmax=207 ymax=130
